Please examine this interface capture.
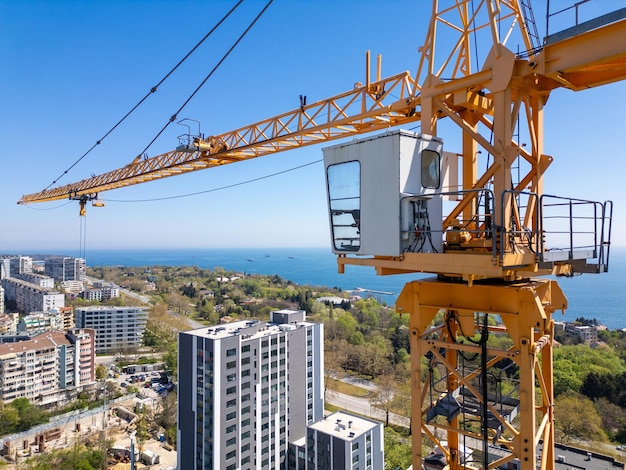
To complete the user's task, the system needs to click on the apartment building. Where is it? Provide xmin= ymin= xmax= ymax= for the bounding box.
xmin=0 ymin=285 xmax=4 ymax=314
xmin=0 ymin=256 xmax=33 ymax=279
xmin=60 ymin=280 xmax=84 ymax=294
xmin=15 ymin=273 xmax=54 ymax=288
xmin=81 ymin=283 xmax=120 ymax=301
xmin=74 ymin=306 xmax=148 ymax=353
xmin=0 ymin=313 xmax=19 ymax=334
xmin=0 ymin=328 xmax=95 ymax=406
xmin=177 ymin=309 xmax=324 ymax=470
xmin=44 ymin=256 xmax=86 ymax=283
xmin=1 ymin=277 xmax=65 ymax=313
xmin=18 ymin=311 xmax=64 ymax=334
xmin=303 ymin=411 xmax=384 ymax=470
xmin=57 ymin=306 xmax=76 ymax=330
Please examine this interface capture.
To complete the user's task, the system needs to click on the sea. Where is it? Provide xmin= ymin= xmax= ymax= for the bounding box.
xmin=72 ymin=246 xmax=626 ymax=330
xmin=6 ymin=246 xmax=623 ymax=329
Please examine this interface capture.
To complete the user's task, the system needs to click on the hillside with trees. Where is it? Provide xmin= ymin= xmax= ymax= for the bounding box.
xmin=87 ymin=264 xmax=626 ymax=451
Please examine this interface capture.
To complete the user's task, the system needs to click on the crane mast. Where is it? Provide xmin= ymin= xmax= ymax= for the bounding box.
xmin=17 ymin=2 xmax=626 ymax=469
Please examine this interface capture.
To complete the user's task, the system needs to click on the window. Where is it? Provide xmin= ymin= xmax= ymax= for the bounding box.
xmin=242 ymin=344 xmax=250 ymax=353
xmin=242 ymin=357 xmax=250 ymax=365
xmin=226 ymin=361 xmax=237 ymax=369
xmin=226 ymin=437 xmax=236 ymax=447
xmin=226 ymin=348 xmax=236 ymax=357
xmin=327 ymin=160 xmax=361 ymax=252
xmin=421 ymin=149 xmax=441 ymax=189
xmin=226 ymin=411 xmax=236 ymax=420
xmin=241 ymin=369 xmax=250 ymax=378
xmin=226 ymin=424 xmax=236 ymax=434
xmin=226 ymin=386 xmax=236 ymax=395
xmin=226 ymin=449 xmax=236 ymax=459
xmin=242 ymin=381 xmax=251 ymax=389
xmin=226 ymin=374 xmax=236 ymax=382
xmin=226 ymin=399 xmax=236 ymax=407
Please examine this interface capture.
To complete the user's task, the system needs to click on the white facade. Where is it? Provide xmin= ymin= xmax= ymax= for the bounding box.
xmin=60 ymin=280 xmax=84 ymax=294
xmin=45 ymin=256 xmax=86 ymax=283
xmin=18 ymin=311 xmax=64 ymax=334
xmin=16 ymin=273 xmax=55 ymax=288
xmin=1 ymin=277 xmax=65 ymax=313
xmin=0 ymin=329 xmax=95 ymax=406
xmin=306 ymin=411 xmax=384 ymax=470
xmin=81 ymin=284 xmax=120 ymax=301
xmin=0 ymin=256 xmax=32 ymax=278
xmin=74 ymin=306 xmax=148 ymax=353
xmin=177 ymin=309 xmax=324 ymax=470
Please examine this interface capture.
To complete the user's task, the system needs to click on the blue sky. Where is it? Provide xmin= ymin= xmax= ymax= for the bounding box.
xmin=1 ymin=0 xmax=626 ymax=253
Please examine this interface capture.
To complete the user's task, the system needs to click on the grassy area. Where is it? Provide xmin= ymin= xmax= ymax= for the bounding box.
xmin=326 ymin=378 xmax=370 ymax=398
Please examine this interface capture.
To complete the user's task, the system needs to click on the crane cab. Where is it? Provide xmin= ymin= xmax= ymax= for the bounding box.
xmin=323 ymin=130 xmax=445 ymax=257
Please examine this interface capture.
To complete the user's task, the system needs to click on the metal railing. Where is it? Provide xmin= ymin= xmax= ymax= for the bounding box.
xmin=539 ymin=195 xmax=612 ymax=272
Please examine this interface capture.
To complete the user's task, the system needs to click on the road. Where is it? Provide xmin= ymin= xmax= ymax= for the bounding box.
xmin=325 ymin=388 xmax=409 ymax=428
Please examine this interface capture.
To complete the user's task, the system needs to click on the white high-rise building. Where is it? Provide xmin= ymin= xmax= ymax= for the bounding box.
xmin=0 ymin=277 xmax=65 ymax=313
xmin=177 ymin=309 xmax=324 ymax=470
xmin=44 ymin=256 xmax=86 ymax=283
xmin=74 ymin=306 xmax=148 ymax=353
xmin=0 ymin=256 xmax=32 ymax=278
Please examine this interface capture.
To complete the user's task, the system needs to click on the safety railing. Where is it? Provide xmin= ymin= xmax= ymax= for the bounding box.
xmin=538 ymin=195 xmax=612 ymax=273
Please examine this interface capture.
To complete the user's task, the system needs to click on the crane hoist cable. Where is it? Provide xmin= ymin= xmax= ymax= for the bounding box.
xmin=135 ymin=0 xmax=274 ymax=161
xmin=42 ymin=0 xmax=246 ymax=192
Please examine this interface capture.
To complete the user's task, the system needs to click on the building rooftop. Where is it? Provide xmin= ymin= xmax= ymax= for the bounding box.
xmin=309 ymin=411 xmax=379 ymax=441
xmin=75 ymin=305 xmax=148 ymax=311
xmin=0 ymin=330 xmax=70 ymax=356
xmin=185 ymin=310 xmax=313 ymax=341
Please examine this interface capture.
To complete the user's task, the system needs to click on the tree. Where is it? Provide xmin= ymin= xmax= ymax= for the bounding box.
xmin=10 ymin=398 xmax=47 ymax=431
xmin=369 ymin=371 xmax=397 ymax=427
xmin=555 ymin=392 xmax=607 ymax=444
xmin=392 ymin=379 xmax=413 ymax=435
xmin=594 ymin=397 xmax=626 ymax=439
xmin=163 ymin=342 xmax=178 ymax=379
xmin=156 ymin=391 xmax=178 ymax=445
xmin=95 ymin=364 xmax=107 ymax=381
xmin=135 ymin=412 xmax=150 ymax=452
xmin=384 ymin=427 xmax=412 ymax=470
xmin=0 ymin=406 xmax=19 ymax=433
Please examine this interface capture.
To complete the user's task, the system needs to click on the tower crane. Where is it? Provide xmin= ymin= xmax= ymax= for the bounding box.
xmin=17 ymin=1 xmax=626 ymax=469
